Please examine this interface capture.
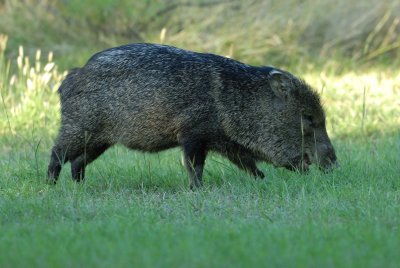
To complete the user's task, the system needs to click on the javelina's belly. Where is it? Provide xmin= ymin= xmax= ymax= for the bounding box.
xmin=113 ymin=111 xmax=180 ymax=152
xmin=120 ymin=129 xmax=178 ymax=152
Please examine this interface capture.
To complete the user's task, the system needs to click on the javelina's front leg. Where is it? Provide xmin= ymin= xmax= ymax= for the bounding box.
xmin=228 ymin=154 xmax=264 ymax=179
xmin=70 ymin=144 xmax=110 ymax=182
xmin=181 ymin=139 xmax=207 ymax=189
xmin=47 ymin=146 xmax=64 ymax=183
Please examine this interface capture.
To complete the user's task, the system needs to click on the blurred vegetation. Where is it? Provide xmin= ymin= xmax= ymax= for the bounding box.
xmin=0 ymin=0 xmax=399 ymax=71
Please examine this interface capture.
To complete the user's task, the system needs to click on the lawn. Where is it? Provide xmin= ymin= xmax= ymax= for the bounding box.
xmin=0 ymin=1 xmax=400 ymax=267
xmin=0 ymin=135 xmax=399 ymax=267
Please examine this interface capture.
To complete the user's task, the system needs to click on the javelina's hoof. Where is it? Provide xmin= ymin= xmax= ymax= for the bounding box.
xmin=189 ymin=180 xmax=203 ymax=190
xmin=46 ymin=178 xmax=57 ymax=185
xmin=254 ymin=169 xmax=265 ymax=179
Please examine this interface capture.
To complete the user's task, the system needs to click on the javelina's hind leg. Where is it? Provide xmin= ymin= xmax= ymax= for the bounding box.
xmin=70 ymin=144 xmax=110 ymax=182
xmin=47 ymin=146 xmax=66 ymax=184
xmin=181 ymin=139 xmax=207 ymax=189
xmin=71 ymin=155 xmax=85 ymax=182
xmin=228 ymin=154 xmax=264 ymax=179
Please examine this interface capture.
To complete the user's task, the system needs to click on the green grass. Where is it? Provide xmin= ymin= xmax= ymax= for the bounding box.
xmin=1 ymin=1 xmax=400 ymax=266
xmin=0 ymin=136 xmax=399 ymax=267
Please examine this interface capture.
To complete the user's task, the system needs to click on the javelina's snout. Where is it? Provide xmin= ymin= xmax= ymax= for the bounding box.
xmin=315 ymin=141 xmax=339 ymax=172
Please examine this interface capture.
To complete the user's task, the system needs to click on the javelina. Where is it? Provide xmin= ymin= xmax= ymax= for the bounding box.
xmin=47 ymin=43 xmax=338 ymax=188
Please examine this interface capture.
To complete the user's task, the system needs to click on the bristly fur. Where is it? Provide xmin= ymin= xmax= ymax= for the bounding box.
xmin=47 ymin=43 xmax=337 ymax=188
xmin=57 ymin=68 xmax=80 ymax=99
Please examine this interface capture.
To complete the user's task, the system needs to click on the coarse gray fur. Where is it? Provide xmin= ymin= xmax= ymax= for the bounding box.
xmin=48 ymin=43 xmax=338 ymax=189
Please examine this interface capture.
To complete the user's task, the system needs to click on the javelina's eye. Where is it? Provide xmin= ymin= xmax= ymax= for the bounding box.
xmin=304 ymin=115 xmax=313 ymax=123
xmin=302 ymin=115 xmax=315 ymax=128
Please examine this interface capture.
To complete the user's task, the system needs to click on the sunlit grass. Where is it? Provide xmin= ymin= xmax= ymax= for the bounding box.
xmin=0 ymin=35 xmax=64 ymax=139
xmin=304 ymin=71 xmax=400 ymax=138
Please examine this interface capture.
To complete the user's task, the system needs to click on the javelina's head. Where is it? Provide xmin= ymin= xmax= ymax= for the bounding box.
xmin=264 ymin=70 xmax=338 ymax=172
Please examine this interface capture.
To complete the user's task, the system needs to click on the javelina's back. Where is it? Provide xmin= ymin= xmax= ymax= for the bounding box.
xmin=48 ymin=43 xmax=337 ymax=189
xmin=61 ymin=44 xmax=246 ymax=149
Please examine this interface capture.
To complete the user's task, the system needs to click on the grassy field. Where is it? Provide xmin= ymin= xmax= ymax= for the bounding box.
xmin=1 ymin=1 xmax=400 ymax=267
xmin=0 ymin=137 xmax=399 ymax=267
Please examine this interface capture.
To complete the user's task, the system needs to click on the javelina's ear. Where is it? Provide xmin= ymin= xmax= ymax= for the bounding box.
xmin=269 ymin=70 xmax=297 ymax=100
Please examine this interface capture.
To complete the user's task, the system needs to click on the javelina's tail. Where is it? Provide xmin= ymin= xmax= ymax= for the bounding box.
xmin=58 ymin=68 xmax=81 ymax=100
